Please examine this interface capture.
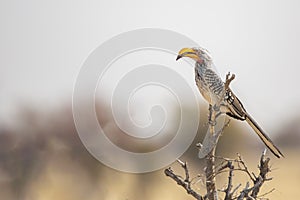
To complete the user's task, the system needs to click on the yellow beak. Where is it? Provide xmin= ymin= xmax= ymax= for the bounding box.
xmin=176 ymin=48 xmax=199 ymax=61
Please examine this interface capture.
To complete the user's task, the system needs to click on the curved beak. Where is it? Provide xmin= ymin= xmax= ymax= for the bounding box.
xmin=176 ymin=55 xmax=182 ymax=61
xmin=176 ymin=48 xmax=198 ymax=61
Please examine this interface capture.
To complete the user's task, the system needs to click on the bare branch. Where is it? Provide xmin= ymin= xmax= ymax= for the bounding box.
xmin=225 ymin=72 xmax=235 ymax=90
xmin=257 ymin=188 xmax=275 ymax=199
xmin=164 ymin=163 xmax=204 ymax=200
xmin=177 ymin=159 xmax=190 ymax=182
xmin=250 ymin=153 xmax=271 ymax=198
xmin=205 ymin=148 xmax=218 ymax=200
xmin=237 ymin=182 xmax=250 ymax=200
xmin=224 ymin=161 xmax=234 ymax=200
xmin=231 ymin=184 xmax=242 ymax=197
xmin=237 ymin=154 xmax=256 ymax=182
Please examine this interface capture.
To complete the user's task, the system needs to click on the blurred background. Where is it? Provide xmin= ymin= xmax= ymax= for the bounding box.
xmin=1 ymin=0 xmax=300 ymax=199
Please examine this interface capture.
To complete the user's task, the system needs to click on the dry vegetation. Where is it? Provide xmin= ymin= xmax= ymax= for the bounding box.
xmin=0 ymin=103 xmax=299 ymax=200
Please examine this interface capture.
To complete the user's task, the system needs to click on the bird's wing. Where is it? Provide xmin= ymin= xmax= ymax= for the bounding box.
xmin=224 ymin=89 xmax=247 ymax=120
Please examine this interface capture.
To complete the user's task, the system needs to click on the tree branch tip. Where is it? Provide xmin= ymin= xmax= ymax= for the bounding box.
xmin=265 ymin=177 xmax=273 ymax=181
xmin=262 ymin=148 xmax=267 ymax=156
xmin=177 ymin=159 xmax=185 ymax=166
xmin=196 ymin=142 xmax=203 ymax=148
xmin=258 ymin=188 xmax=276 ymax=198
xmin=224 ymin=72 xmax=236 ymax=89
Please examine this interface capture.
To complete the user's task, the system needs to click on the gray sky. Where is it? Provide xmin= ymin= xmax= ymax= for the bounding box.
xmin=1 ymin=0 xmax=300 ymax=133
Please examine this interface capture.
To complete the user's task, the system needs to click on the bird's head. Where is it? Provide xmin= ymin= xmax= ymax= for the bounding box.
xmin=176 ymin=47 xmax=212 ymax=64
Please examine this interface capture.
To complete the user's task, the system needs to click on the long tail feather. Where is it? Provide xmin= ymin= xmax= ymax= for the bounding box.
xmin=245 ymin=113 xmax=284 ymax=158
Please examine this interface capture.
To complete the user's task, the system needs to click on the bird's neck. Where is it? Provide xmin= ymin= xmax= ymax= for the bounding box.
xmin=196 ymin=59 xmax=212 ymax=69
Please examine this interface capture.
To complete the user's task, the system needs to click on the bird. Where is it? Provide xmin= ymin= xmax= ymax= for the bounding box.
xmin=176 ymin=47 xmax=284 ymax=158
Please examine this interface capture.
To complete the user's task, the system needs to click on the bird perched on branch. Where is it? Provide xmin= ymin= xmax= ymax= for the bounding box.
xmin=176 ymin=47 xmax=283 ymax=158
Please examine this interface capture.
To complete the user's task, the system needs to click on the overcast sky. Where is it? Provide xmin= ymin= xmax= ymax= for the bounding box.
xmin=1 ymin=0 xmax=300 ymax=133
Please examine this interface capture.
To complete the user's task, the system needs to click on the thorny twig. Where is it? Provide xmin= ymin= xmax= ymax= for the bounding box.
xmin=164 ymin=160 xmax=203 ymax=200
xmin=215 ymin=152 xmax=273 ymax=199
xmin=166 ymin=152 xmax=274 ymax=200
